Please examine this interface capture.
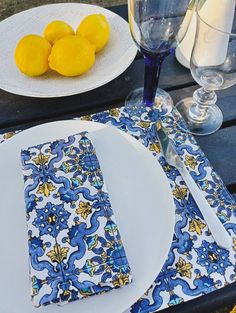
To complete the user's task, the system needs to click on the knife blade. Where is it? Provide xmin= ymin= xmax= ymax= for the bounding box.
xmin=156 ymin=122 xmax=232 ymax=249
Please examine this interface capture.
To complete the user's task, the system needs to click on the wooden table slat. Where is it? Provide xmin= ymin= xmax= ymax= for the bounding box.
xmin=0 ymin=54 xmax=195 ymax=129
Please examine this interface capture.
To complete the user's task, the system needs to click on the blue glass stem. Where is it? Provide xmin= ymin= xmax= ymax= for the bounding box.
xmin=143 ymin=54 xmax=163 ymax=107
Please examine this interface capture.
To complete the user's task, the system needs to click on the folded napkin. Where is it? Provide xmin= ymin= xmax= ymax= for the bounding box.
xmin=21 ymin=132 xmax=132 ymax=307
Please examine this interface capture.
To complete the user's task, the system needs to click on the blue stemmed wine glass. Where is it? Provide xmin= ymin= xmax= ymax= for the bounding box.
xmin=126 ymin=0 xmax=193 ymax=116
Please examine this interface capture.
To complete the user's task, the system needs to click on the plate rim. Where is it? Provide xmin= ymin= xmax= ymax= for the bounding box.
xmin=0 ymin=3 xmax=137 ymax=98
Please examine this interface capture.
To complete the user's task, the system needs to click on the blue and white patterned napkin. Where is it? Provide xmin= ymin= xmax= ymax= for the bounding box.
xmin=21 ymin=132 xmax=132 ymax=307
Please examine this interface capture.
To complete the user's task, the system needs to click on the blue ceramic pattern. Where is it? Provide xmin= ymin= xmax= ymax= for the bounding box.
xmin=21 ymin=132 xmax=132 ymax=307
xmin=78 ymin=103 xmax=236 ymax=313
xmin=1 ymin=100 xmax=236 ymax=312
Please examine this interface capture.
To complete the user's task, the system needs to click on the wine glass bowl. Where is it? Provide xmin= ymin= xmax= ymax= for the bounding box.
xmin=175 ymin=1 xmax=236 ymax=135
xmin=191 ymin=22 xmax=236 ymax=91
xmin=129 ymin=1 xmax=191 ymax=54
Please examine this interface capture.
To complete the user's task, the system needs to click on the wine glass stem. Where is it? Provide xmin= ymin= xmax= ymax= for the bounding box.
xmin=189 ymin=87 xmax=217 ymax=122
xmin=143 ymin=54 xmax=163 ymax=107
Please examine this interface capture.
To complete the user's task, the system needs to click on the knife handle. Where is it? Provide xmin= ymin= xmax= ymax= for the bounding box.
xmin=179 ymin=165 xmax=232 ymax=249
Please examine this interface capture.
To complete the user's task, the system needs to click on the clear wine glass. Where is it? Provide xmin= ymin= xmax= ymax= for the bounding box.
xmin=125 ymin=0 xmax=193 ymax=116
xmin=175 ymin=0 xmax=236 ymax=135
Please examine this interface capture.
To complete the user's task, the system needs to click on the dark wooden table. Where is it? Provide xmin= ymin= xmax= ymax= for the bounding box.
xmin=0 ymin=4 xmax=236 ymax=313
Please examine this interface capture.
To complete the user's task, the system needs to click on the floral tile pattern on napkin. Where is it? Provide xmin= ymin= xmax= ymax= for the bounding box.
xmin=21 ymin=132 xmax=132 ymax=307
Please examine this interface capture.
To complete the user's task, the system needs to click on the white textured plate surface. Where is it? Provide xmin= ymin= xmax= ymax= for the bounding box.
xmin=0 ymin=120 xmax=175 ymax=313
xmin=0 ymin=3 xmax=137 ymax=97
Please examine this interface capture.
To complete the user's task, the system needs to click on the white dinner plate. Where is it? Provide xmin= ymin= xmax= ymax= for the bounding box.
xmin=0 ymin=120 xmax=175 ymax=313
xmin=0 ymin=3 xmax=137 ymax=97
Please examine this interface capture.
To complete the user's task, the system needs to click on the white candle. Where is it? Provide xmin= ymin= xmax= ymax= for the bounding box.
xmin=176 ymin=8 xmax=197 ymax=68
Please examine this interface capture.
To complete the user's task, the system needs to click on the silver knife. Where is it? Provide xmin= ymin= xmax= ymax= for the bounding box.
xmin=156 ymin=122 xmax=232 ymax=249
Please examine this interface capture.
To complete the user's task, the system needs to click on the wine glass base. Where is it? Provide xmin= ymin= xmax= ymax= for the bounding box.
xmin=125 ymin=87 xmax=146 ymax=118
xmin=125 ymin=87 xmax=173 ymax=118
xmin=175 ymin=97 xmax=223 ymax=136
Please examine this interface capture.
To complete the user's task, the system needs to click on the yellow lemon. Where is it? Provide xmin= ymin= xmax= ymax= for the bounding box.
xmin=14 ymin=34 xmax=51 ymax=77
xmin=49 ymin=35 xmax=95 ymax=77
xmin=44 ymin=20 xmax=74 ymax=45
xmin=76 ymin=14 xmax=110 ymax=53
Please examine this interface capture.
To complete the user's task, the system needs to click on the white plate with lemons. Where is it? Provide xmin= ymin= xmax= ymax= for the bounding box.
xmin=0 ymin=3 xmax=137 ymax=97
